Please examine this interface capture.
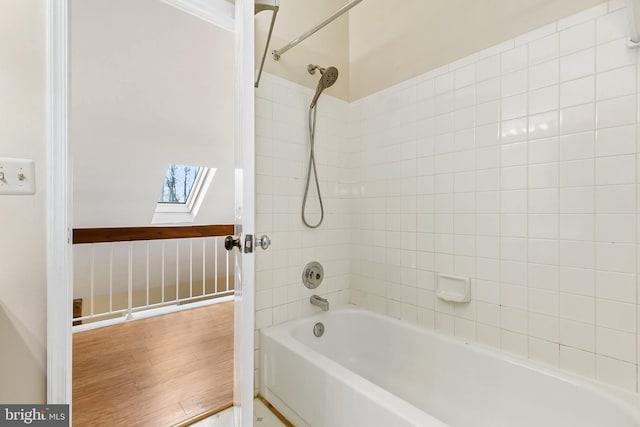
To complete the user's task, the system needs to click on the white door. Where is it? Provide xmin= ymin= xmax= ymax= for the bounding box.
xmin=232 ymin=2 xmax=256 ymax=425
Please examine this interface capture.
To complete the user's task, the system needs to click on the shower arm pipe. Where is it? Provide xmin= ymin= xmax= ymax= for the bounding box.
xmin=272 ymin=0 xmax=364 ymax=61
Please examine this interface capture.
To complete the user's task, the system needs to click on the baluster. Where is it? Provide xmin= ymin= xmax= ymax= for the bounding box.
xmin=109 ymin=243 xmax=113 ymax=313
xmin=90 ymin=246 xmax=95 ymax=316
xmin=215 ymin=237 xmax=218 ymax=294
xmin=146 ymin=241 xmax=150 ymax=307
xmin=202 ymin=238 xmax=206 ymax=296
xmin=126 ymin=242 xmax=133 ymax=320
xmin=161 ymin=241 xmax=165 ymax=303
xmin=226 ymin=247 xmax=229 ymax=292
xmin=176 ymin=240 xmax=179 ymax=301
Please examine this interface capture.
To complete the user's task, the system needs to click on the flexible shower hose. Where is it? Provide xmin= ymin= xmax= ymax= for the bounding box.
xmin=301 ymin=105 xmax=324 ymax=228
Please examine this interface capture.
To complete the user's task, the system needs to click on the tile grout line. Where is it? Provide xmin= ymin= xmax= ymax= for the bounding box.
xmin=525 ymin=37 xmax=531 ymax=360
xmin=591 ymin=21 xmax=598 ymax=381
xmin=556 ymin=23 xmax=562 ymax=367
xmin=635 ymin=38 xmax=639 ymax=394
xmin=498 ymin=47 xmax=504 ymax=353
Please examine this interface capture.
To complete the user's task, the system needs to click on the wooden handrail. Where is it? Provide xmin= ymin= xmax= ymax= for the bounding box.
xmin=72 ymin=225 xmax=235 ymax=244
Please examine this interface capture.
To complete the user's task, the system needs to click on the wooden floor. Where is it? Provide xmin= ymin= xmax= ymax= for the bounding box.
xmin=73 ymin=302 xmax=234 ymax=427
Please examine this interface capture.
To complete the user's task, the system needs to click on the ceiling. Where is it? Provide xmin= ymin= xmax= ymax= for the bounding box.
xmin=348 ymin=0 xmax=606 ymax=99
xmin=256 ymin=0 xmax=608 ymax=100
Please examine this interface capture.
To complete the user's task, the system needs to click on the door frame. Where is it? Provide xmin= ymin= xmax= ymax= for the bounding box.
xmin=46 ymin=0 xmax=255 ymax=423
xmin=47 ymin=0 xmax=71 ymax=405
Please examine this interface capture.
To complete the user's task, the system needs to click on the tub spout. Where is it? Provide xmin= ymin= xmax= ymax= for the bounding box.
xmin=310 ymin=295 xmax=329 ymax=311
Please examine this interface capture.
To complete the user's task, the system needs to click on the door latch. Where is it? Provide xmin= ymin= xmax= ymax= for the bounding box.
xmin=244 ymin=234 xmax=254 ymax=253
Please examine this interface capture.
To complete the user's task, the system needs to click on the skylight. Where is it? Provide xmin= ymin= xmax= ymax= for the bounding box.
xmin=159 ymin=164 xmax=201 ymax=204
xmin=152 ymin=163 xmax=216 ymax=224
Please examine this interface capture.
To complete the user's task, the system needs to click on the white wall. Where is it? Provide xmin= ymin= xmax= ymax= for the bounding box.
xmin=0 ymin=0 xmax=47 ymax=403
xmin=351 ymin=1 xmax=640 ymax=393
xmin=71 ymin=0 xmax=235 ymax=228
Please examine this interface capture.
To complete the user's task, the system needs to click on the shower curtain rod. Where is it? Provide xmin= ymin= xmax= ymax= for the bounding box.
xmin=272 ymin=0 xmax=364 ymax=60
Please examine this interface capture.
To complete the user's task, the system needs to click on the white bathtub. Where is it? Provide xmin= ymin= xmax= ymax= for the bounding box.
xmin=260 ymin=306 xmax=640 ymax=427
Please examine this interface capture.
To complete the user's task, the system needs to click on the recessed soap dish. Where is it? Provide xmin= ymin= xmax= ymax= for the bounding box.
xmin=436 ymin=273 xmax=470 ymax=303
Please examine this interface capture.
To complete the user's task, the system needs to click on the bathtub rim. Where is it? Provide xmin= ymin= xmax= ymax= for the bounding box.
xmin=260 ymin=303 xmax=640 ymax=423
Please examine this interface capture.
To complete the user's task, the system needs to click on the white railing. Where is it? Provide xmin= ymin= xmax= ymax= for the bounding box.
xmin=72 ymin=226 xmax=234 ymax=330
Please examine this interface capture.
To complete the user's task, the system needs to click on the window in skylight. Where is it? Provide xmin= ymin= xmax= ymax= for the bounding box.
xmin=159 ymin=164 xmax=201 ymax=204
xmin=152 ymin=163 xmax=216 ymax=224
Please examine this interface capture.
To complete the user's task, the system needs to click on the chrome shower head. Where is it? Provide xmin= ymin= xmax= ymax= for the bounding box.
xmin=309 ymin=64 xmax=339 ymax=108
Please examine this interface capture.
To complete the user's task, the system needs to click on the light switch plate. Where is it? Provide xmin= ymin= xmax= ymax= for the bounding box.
xmin=0 ymin=157 xmax=36 ymax=195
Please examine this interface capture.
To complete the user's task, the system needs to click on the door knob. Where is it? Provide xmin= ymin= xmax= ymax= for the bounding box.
xmin=256 ymin=235 xmax=271 ymax=250
xmin=224 ymin=235 xmax=242 ymax=251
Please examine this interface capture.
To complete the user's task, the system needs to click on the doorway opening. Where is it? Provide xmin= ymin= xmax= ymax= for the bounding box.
xmin=68 ymin=0 xmax=237 ymax=424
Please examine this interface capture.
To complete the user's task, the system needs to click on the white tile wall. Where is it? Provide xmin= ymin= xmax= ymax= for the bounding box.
xmin=350 ymin=2 xmax=640 ymax=393
xmin=254 ymin=73 xmax=352 ymax=392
